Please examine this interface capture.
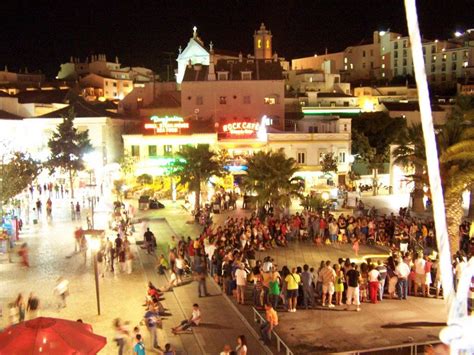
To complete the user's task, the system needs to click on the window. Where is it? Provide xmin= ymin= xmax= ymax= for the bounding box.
xmin=452 ymin=53 xmax=457 ymax=61
xmin=148 ymin=145 xmax=157 ymax=157
xmin=431 ymin=45 xmax=436 ymax=53
xmin=339 ymin=151 xmax=346 ymax=163
xmin=343 ymin=124 xmax=348 ymax=131
xmin=308 ymin=126 xmax=318 ymax=133
xmin=362 ymin=62 xmax=366 ymax=69
xmin=381 ymin=63 xmax=385 ymax=69
xmin=441 ymin=74 xmax=446 ymax=82
xmin=113 ymin=82 xmax=117 ymax=87
xmin=394 ymin=42 xmax=399 ymax=50
xmin=164 ymin=145 xmax=173 ymax=156
xmin=241 ymin=71 xmax=252 ymax=80
xmin=441 ymin=63 xmax=446 ymax=72
xmin=403 ymin=40 xmax=407 ymax=48
xmin=402 ymin=68 xmax=407 ymax=75
xmin=219 ymin=96 xmax=227 ymax=104
xmin=217 ymin=72 xmax=228 ymax=80
xmin=370 ymin=62 xmax=374 ymax=69
xmin=403 ymin=59 xmax=407 ymax=66
xmin=266 ymin=40 xmax=270 ymax=49
xmin=196 ymin=96 xmax=203 ymax=105
xmin=382 ymin=55 xmax=385 ymax=60
xmin=442 ymin=54 xmax=447 ymax=62
xmin=124 ymin=83 xmax=129 ymax=87
xmin=394 ymin=51 xmax=398 ymax=59
xmin=394 ymin=59 xmax=398 ymax=67
xmin=362 ymin=50 xmax=366 ymax=57
xmin=344 ymin=65 xmax=348 ymax=70
xmin=243 ymin=95 xmax=251 ymax=104
xmin=452 ymin=62 xmax=457 ymax=71
xmin=422 ymin=47 xmax=426 ymax=54
xmin=403 ymin=49 xmax=407 ymax=57
xmin=382 ymin=72 xmax=385 ymax=77
xmin=344 ymin=57 xmax=348 ymax=63
xmin=464 ymin=51 xmax=469 ymax=59
xmin=318 ymin=149 xmax=328 ymax=162
xmin=264 ymin=97 xmax=277 ymax=105
xmin=113 ymin=92 xmax=117 ymax=97
xmin=431 ymin=64 xmax=435 ymax=72
xmin=131 ymin=145 xmax=140 ymax=157
xmin=432 ymin=55 xmax=437 ymax=61
xmin=297 ymin=150 xmax=306 ymax=164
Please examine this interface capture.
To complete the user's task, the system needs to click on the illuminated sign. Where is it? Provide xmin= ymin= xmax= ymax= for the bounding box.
xmin=222 ymin=121 xmax=260 ymax=135
xmin=224 ymin=165 xmax=248 ymax=172
xmin=145 ymin=116 xmax=190 ymax=134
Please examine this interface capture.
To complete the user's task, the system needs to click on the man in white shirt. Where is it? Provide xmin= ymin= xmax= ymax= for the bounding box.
xmin=395 ymin=260 xmax=410 ymax=300
xmin=235 ymin=263 xmax=248 ymax=305
xmin=414 ymin=253 xmax=426 ymax=297
xmin=368 ymin=266 xmax=381 ymax=304
xmin=172 ymin=303 xmax=201 ymax=334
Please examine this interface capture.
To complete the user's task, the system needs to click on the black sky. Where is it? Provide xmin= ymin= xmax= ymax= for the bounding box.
xmin=4 ymin=0 xmax=474 ymax=78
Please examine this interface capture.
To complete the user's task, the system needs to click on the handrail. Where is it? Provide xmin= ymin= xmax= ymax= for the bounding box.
xmin=330 ymin=339 xmax=441 ymax=355
xmin=251 ymin=307 xmax=294 ymax=355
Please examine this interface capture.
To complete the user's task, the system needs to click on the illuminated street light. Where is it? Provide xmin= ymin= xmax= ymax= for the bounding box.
xmin=321 ymin=192 xmax=329 ymax=200
xmin=454 ymin=31 xmax=463 ymax=37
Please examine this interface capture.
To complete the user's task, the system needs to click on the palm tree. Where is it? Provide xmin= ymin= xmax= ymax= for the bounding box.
xmin=169 ymin=144 xmax=224 ymax=213
xmin=244 ymin=149 xmax=303 ymax=216
xmin=438 ymin=103 xmax=474 ymax=254
xmin=392 ymin=124 xmax=426 ymax=213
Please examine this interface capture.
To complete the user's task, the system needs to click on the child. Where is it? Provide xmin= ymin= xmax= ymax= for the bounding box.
xmin=352 ymin=238 xmax=360 ymax=257
xmin=18 ymin=243 xmax=30 ymax=267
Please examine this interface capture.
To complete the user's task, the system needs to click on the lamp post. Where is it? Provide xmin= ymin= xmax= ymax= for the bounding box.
xmin=87 ymin=236 xmax=101 ymax=315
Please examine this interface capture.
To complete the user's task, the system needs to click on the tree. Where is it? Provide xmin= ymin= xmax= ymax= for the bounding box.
xmin=392 ymin=124 xmax=426 ymax=212
xmin=0 ymin=150 xmax=41 ymax=205
xmin=169 ymin=144 xmax=224 ymax=212
xmin=112 ymin=179 xmax=125 ymax=202
xmin=244 ymin=149 xmax=303 ymax=216
xmin=437 ymin=96 xmax=474 ymax=253
xmin=352 ymin=112 xmax=406 ymax=195
xmin=47 ymin=108 xmax=92 ymax=199
xmin=136 ymin=174 xmax=153 ymax=187
xmin=321 ymin=152 xmax=338 ymax=174
xmin=119 ymin=152 xmax=136 ymax=182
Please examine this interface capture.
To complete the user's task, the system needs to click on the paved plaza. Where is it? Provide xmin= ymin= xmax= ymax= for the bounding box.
xmin=1 ymin=194 xmax=451 ymax=354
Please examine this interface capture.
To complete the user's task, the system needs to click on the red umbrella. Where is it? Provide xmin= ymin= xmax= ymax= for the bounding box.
xmin=0 ymin=317 xmax=107 ymax=355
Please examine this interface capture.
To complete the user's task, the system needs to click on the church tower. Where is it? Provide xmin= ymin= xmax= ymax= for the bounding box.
xmin=253 ymin=23 xmax=272 ymax=59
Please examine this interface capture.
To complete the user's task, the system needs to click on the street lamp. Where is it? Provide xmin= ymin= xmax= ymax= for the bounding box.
xmin=87 ymin=235 xmax=101 ymax=315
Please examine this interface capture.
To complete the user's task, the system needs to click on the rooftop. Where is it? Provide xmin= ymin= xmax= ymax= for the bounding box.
xmin=383 ymin=101 xmax=444 ymax=112
xmin=35 ymin=98 xmax=125 ymax=118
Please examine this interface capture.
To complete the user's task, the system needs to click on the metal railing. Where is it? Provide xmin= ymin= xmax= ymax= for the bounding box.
xmin=251 ymin=307 xmax=294 ymax=355
xmin=330 ymin=340 xmax=441 ymax=355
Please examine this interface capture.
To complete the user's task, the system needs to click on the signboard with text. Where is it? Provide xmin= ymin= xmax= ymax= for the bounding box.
xmin=220 ymin=120 xmax=260 ymax=139
xmin=144 ymin=115 xmax=190 ymax=134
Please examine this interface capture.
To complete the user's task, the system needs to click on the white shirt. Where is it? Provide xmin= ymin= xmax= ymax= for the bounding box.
xmin=235 ymin=268 xmax=248 ymax=286
xmin=262 ymin=261 xmax=273 ymax=272
xmin=368 ymin=269 xmax=380 ymax=282
xmin=396 ymin=262 xmax=410 ymax=279
xmin=414 ymin=258 xmax=426 ymax=275
xmin=175 ymin=258 xmax=184 ymax=269
xmin=191 ymin=309 xmax=201 ymax=325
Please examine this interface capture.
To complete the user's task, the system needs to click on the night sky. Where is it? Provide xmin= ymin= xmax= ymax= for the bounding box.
xmin=4 ymin=0 xmax=474 ymax=78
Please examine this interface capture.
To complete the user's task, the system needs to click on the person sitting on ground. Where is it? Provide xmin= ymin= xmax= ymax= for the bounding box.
xmin=159 ymin=270 xmax=178 ymax=292
xmin=157 ymin=254 xmax=169 ymax=275
xmin=172 ymin=303 xmax=201 ymax=334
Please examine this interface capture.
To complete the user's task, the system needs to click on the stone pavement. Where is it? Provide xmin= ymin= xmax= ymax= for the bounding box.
xmin=137 ymin=204 xmax=271 ymax=355
xmin=140 ymin=199 xmax=449 ymax=354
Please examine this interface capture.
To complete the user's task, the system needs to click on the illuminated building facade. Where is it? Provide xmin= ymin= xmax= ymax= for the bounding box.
xmin=122 ymin=114 xmax=352 ymax=191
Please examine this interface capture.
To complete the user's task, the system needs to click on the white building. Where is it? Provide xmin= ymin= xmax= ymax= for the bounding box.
xmin=122 ymin=114 xmax=351 ymax=191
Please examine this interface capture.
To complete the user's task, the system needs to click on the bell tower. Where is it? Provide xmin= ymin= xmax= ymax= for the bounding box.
xmin=253 ymin=23 xmax=272 ymax=59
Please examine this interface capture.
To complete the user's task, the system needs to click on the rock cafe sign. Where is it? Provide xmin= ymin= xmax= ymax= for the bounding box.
xmin=144 ymin=116 xmax=189 ymax=134
xmin=222 ymin=121 xmax=260 ymax=135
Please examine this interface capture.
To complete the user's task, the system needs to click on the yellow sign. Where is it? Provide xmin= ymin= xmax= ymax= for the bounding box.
xmin=145 ymin=116 xmax=189 ymax=134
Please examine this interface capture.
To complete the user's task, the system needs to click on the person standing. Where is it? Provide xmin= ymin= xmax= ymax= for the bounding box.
xmin=285 ymin=267 xmax=301 ymax=312
xmin=15 ymin=294 xmax=26 ymax=322
xmin=26 ymin=292 xmax=40 ymax=319
xmin=368 ymin=265 xmax=381 ymax=304
xmin=301 ymin=264 xmax=315 ymax=309
xmin=235 ymin=263 xmax=248 ymax=305
xmin=395 ymin=259 xmax=410 ymax=300
xmin=144 ymin=228 xmax=155 ymax=255
xmin=414 ymin=253 xmax=426 ymax=297
xmin=75 ymin=202 xmax=81 ymax=219
xmin=334 ymin=264 xmax=345 ymax=306
xmin=235 ymin=335 xmax=248 ymax=355
xmin=54 ymin=277 xmax=69 ymax=309
xmin=70 ymin=202 xmax=75 ymax=221
xmin=133 ymin=334 xmax=146 ymax=355
xmin=345 ymin=263 xmax=361 ymax=312
xmin=376 ymin=260 xmax=387 ymax=301
xmin=143 ymin=305 xmax=160 ymax=350
xmin=320 ymin=261 xmax=336 ymax=308
xmin=125 ymin=246 xmax=134 ymax=274
xmin=196 ymin=258 xmax=210 ymax=297
xmin=260 ymin=303 xmax=278 ymax=345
